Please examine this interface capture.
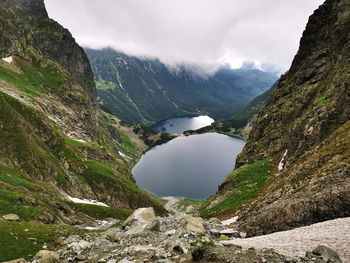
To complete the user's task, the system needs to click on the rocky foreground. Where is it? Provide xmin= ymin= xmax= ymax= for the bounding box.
xmin=4 ymin=198 xmax=347 ymax=263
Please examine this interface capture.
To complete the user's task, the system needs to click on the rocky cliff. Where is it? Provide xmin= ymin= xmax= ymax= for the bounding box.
xmin=201 ymin=0 xmax=350 ymax=236
xmin=0 ymin=0 xmax=165 ymax=224
xmin=86 ymin=48 xmax=278 ymax=124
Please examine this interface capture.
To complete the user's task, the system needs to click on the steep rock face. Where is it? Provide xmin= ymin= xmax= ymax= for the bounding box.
xmin=202 ymin=0 xmax=350 ymax=235
xmin=2 ymin=0 xmax=48 ymax=19
xmin=237 ymin=0 xmax=349 ymax=167
xmin=1 ymin=0 xmax=96 ymax=101
xmin=0 ymin=0 xmax=165 ymax=223
xmin=0 ymin=0 xmax=97 ymax=140
xmin=86 ymin=48 xmax=278 ymax=124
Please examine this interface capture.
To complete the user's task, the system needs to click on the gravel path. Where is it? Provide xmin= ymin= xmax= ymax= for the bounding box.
xmin=221 ymin=217 xmax=350 ymax=263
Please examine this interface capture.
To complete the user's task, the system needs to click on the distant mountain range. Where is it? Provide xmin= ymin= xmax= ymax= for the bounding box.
xmin=85 ymin=48 xmax=278 ymax=124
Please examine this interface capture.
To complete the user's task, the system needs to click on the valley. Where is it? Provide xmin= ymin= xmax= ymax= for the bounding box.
xmin=0 ymin=0 xmax=349 ymax=262
xmin=86 ymin=48 xmax=278 ymax=124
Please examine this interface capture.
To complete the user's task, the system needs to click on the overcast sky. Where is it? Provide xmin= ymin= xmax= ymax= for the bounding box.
xmin=45 ymin=0 xmax=324 ymax=73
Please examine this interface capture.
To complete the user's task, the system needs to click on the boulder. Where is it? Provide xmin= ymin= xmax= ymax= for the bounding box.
xmin=312 ymin=245 xmax=342 ymax=263
xmin=2 ymin=214 xmax=20 ymax=221
xmin=122 ymin=207 xmax=160 ymax=234
xmin=32 ymin=250 xmax=60 ymax=263
xmin=183 ymin=217 xmax=206 ymax=235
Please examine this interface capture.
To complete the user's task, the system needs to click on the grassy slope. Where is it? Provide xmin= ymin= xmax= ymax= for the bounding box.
xmin=199 ymin=157 xmax=275 ymax=218
xmin=0 ymin=11 xmax=166 ymax=222
xmin=0 ymin=90 xmax=142 ymax=220
xmin=0 ymin=3 xmax=167 ymax=261
xmin=0 ymin=221 xmax=84 ymax=262
xmin=67 ymin=202 xmax=132 ymax=220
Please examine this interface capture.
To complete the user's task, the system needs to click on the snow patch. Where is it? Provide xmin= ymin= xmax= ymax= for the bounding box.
xmin=278 ymin=150 xmax=288 ymax=171
xmin=220 ymin=217 xmax=350 ymax=262
xmin=67 ymin=195 xmax=109 ymax=207
xmin=221 ymin=216 xmax=238 ymax=226
xmin=2 ymin=56 xmax=13 ymax=63
xmin=118 ymin=151 xmax=126 ymax=158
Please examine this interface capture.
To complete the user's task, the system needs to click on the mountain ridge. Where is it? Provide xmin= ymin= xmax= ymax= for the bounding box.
xmin=86 ymin=48 xmax=278 ymax=124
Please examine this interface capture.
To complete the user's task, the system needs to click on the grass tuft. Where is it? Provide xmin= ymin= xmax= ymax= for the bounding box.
xmin=68 ymin=202 xmax=132 ymax=220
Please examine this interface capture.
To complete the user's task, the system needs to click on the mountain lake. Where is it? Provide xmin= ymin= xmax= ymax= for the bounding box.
xmin=133 ymin=115 xmax=245 ymax=199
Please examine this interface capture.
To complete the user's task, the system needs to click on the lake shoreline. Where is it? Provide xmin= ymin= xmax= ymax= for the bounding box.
xmin=133 ymin=133 xmax=245 ymax=199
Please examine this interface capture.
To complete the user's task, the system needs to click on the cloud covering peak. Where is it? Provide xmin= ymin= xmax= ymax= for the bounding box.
xmin=45 ymin=0 xmax=324 ymax=71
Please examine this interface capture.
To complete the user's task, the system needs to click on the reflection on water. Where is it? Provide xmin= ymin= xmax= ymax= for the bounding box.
xmin=153 ymin=115 xmax=214 ymax=134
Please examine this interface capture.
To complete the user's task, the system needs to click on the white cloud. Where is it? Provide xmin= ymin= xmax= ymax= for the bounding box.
xmin=45 ymin=0 xmax=324 ymax=72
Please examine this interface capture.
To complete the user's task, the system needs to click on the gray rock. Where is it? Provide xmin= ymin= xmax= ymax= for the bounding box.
xmin=67 ymin=240 xmax=93 ymax=255
xmin=312 ymin=245 xmax=342 ymax=263
xmin=122 ymin=207 xmax=160 ymax=234
xmin=32 ymin=250 xmax=60 ymax=263
xmin=183 ymin=217 xmax=206 ymax=235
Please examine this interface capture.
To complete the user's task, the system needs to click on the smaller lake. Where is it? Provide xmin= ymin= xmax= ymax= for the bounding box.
xmin=133 ymin=133 xmax=245 ymax=199
xmin=153 ymin=115 xmax=214 ymax=134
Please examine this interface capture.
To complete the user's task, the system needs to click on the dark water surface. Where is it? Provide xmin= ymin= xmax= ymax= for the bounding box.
xmin=133 ymin=133 xmax=245 ymax=199
xmin=153 ymin=115 xmax=214 ymax=134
